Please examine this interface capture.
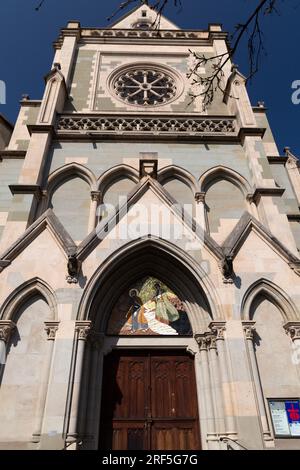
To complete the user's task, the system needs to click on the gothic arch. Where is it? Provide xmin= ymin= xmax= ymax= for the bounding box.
xmin=241 ymin=278 xmax=298 ymax=322
xmin=158 ymin=166 xmax=199 ymax=194
xmin=97 ymin=164 xmax=139 ymax=195
xmin=0 ymin=278 xmax=57 ymax=321
xmin=77 ymin=237 xmax=223 ymax=332
xmin=199 ymin=165 xmax=252 ymax=196
xmin=46 ymin=163 xmax=97 ymax=195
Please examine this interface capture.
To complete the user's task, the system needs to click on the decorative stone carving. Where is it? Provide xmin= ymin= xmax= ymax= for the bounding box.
xmin=208 ymin=333 xmax=217 ymax=350
xmin=242 ymin=321 xmax=256 ymax=341
xmin=0 ymin=321 xmax=16 ymax=343
xmin=58 ymin=115 xmax=236 ymax=135
xmin=221 ymin=255 xmax=234 ymax=280
xmin=44 ymin=321 xmax=60 ymax=341
xmin=194 ymin=334 xmax=208 ymax=351
xmin=194 ymin=192 xmax=206 ymax=204
xmin=113 ymin=67 xmax=177 ymax=107
xmin=139 ymin=159 xmax=158 ymax=179
xmin=75 ymin=322 xmax=92 ymax=341
xmin=284 ymin=322 xmax=300 ymax=342
xmin=209 ymin=322 xmax=226 ymax=340
xmin=80 ymin=29 xmax=211 ymax=40
xmin=66 ymin=254 xmax=81 ymax=284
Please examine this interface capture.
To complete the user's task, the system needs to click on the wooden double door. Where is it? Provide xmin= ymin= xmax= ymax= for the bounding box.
xmin=99 ymin=350 xmax=201 ymax=450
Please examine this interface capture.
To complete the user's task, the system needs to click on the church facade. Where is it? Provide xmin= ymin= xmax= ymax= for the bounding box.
xmin=0 ymin=4 xmax=300 ymax=450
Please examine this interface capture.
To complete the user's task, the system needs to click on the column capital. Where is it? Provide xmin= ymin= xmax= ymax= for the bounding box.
xmin=44 ymin=321 xmax=60 ymax=341
xmin=242 ymin=320 xmax=256 ymax=340
xmin=209 ymin=321 xmax=226 ymax=340
xmin=283 ymin=322 xmax=300 ymax=341
xmin=194 ymin=334 xmax=208 ymax=351
xmin=90 ymin=190 xmax=102 ymax=203
xmin=75 ymin=321 xmax=92 ymax=341
xmin=194 ymin=192 xmax=206 ymax=204
xmin=207 ymin=333 xmax=218 ymax=350
xmin=0 ymin=320 xmax=16 ymax=343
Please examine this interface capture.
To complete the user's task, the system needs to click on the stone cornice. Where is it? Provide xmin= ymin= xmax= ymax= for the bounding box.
xmin=267 ymin=156 xmax=288 ymax=165
xmin=252 ymin=187 xmax=286 ymax=203
xmin=238 ymin=127 xmax=266 ymax=143
xmin=9 ymin=184 xmax=42 ymax=198
xmin=54 ymin=28 xmax=228 ymax=49
xmin=55 ymin=113 xmax=268 ymax=145
xmin=0 ymin=150 xmax=26 ymax=160
xmin=27 ymin=124 xmax=55 ymax=136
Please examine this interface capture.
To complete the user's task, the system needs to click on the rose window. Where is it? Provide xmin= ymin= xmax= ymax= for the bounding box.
xmin=113 ymin=68 xmax=177 ymax=106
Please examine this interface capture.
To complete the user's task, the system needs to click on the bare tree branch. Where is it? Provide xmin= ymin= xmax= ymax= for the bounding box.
xmin=187 ymin=0 xmax=281 ymax=109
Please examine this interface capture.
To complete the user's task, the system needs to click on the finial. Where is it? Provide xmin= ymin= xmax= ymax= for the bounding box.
xmin=257 ymin=101 xmax=265 ymax=108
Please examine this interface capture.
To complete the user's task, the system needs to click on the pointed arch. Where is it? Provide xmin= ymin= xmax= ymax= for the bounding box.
xmin=199 ymin=165 xmax=252 ymax=196
xmin=97 ymin=164 xmax=139 ymax=195
xmin=241 ymin=278 xmax=298 ymax=322
xmin=77 ymin=236 xmax=224 ymax=332
xmin=158 ymin=166 xmax=199 ymax=194
xmin=0 ymin=278 xmax=57 ymax=321
xmin=47 ymin=163 xmax=97 ymax=194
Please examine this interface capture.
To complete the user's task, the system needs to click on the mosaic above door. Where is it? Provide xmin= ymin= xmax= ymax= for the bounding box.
xmin=107 ymin=276 xmax=192 ymax=336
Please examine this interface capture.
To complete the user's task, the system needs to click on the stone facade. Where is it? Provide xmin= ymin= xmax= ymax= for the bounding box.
xmin=0 ymin=4 xmax=300 ymax=450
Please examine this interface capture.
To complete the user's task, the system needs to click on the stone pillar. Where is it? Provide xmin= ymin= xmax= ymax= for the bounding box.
xmin=0 ymin=320 xmax=16 ymax=372
xmin=88 ymin=191 xmax=102 ymax=233
xmin=207 ymin=332 xmax=226 ymax=436
xmin=32 ymin=321 xmax=59 ymax=444
xmin=66 ymin=321 xmax=91 ymax=449
xmin=85 ymin=332 xmax=105 ymax=450
xmin=195 ymin=334 xmax=216 ymax=446
xmin=242 ymin=321 xmax=273 ymax=445
xmin=194 ymin=192 xmax=207 ymax=235
xmin=209 ymin=322 xmax=237 ymax=438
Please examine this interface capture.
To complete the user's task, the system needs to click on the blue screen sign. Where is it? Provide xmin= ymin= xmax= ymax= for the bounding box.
xmin=269 ymin=400 xmax=300 ymax=437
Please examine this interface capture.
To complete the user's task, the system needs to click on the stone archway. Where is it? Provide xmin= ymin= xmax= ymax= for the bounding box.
xmin=76 ymin=239 xmax=217 ymax=450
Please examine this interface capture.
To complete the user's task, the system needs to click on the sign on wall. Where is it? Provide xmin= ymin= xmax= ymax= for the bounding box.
xmin=269 ymin=400 xmax=300 ymax=437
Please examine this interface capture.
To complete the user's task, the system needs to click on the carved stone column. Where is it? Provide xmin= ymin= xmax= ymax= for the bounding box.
xmin=66 ymin=321 xmax=92 ymax=448
xmin=195 ymin=334 xmax=216 ymax=442
xmin=209 ymin=322 xmax=237 ymax=438
xmin=0 ymin=320 xmax=16 ymax=367
xmin=207 ymin=332 xmax=226 ymax=435
xmin=194 ymin=192 xmax=206 ymax=232
xmin=242 ymin=321 xmax=273 ymax=444
xmin=85 ymin=332 xmax=105 ymax=449
xmin=88 ymin=191 xmax=102 ymax=233
xmin=32 ymin=321 xmax=60 ymax=443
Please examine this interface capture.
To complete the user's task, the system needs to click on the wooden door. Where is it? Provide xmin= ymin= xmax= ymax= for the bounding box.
xmin=99 ymin=350 xmax=201 ymax=450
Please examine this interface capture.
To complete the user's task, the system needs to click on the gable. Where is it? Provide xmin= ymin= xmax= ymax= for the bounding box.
xmin=110 ymin=4 xmax=179 ymax=30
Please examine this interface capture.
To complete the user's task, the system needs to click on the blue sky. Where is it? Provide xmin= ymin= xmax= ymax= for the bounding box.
xmin=0 ymin=0 xmax=299 ymax=154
